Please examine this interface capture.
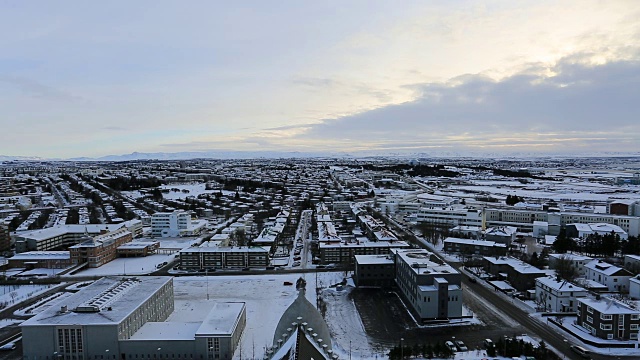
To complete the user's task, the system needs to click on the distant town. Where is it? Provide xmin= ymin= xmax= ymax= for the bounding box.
xmin=1 ymin=156 xmax=640 ymax=360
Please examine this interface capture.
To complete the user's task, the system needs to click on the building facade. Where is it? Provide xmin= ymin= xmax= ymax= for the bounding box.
xmin=584 ymin=260 xmax=633 ymax=293
xmin=69 ymin=229 xmax=133 ymax=268
xmin=179 ymin=246 xmax=269 ymax=270
xmin=443 ymin=237 xmax=507 ymax=257
xmin=577 ymin=298 xmax=640 ymax=341
xmin=21 ymin=276 xmax=246 ymax=360
xmin=394 ymin=249 xmax=463 ymax=321
xmin=535 ymin=277 xmax=587 ymax=312
xmin=353 ymin=254 xmax=396 ymax=287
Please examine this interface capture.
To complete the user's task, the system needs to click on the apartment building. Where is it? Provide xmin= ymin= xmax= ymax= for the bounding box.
xmin=577 ymin=298 xmax=640 ymax=341
xmin=394 ymin=249 xmax=463 ymax=321
xmin=584 ymin=260 xmax=633 ymax=292
xmin=21 ymin=276 xmax=246 ymax=360
xmin=416 ymin=207 xmax=483 ymax=227
xmin=179 ymin=246 xmax=269 ymax=270
xmin=14 ymin=220 xmax=143 ymax=252
xmin=151 ymin=211 xmax=205 ymax=237
xmin=318 ymin=240 xmax=409 ymax=265
xmin=535 ymin=277 xmax=587 ymax=312
xmin=443 ymin=237 xmax=507 ymax=257
xmin=69 ymin=228 xmax=133 ymax=267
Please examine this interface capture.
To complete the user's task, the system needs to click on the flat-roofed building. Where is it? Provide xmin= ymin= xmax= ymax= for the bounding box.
xmin=7 ymin=251 xmax=72 ymax=269
xmin=354 ymin=254 xmax=395 ymax=287
xmin=179 ymin=246 xmax=269 ymax=270
xmin=21 ymin=276 xmax=246 ymax=360
xmin=483 ymin=256 xmax=547 ymax=292
xmin=443 ymin=237 xmax=507 ymax=257
xmin=394 ymin=249 xmax=463 ymax=321
xmin=117 ymin=241 xmax=160 ymax=257
xmin=318 ymin=240 xmax=409 ymax=266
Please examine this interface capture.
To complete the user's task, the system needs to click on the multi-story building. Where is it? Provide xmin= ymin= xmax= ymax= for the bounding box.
xmin=179 ymin=246 xmax=269 ymax=270
xmin=318 ymin=240 xmax=409 ymax=265
xmin=21 ymin=276 xmax=246 ymax=360
xmin=69 ymin=229 xmax=133 ymax=268
xmin=566 ymin=223 xmax=628 ymax=240
xmin=535 ymin=277 xmax=588 ymax=312
xmin=14 ymin=220 xmax=143 ymax=252
xmin=394 ymin=249 xmax=463 ymax=321
xmin=7 ymin=251 xmax=72 ymax=269
xmin=577 ymin=298 xmax=640 ymax=341
xmin=116 ymin=241 xmax=160 ymax=257
xmin=0 ymin=224 xmax=10 ymax=252
xmin=416 ymin=207 xmax=482 ymax=227
xmin=443 ymin=237 xmax=507 ymax=257
xmin=151 ymin=211 xmax=206 ymax=237
xmin=353 ymin=254 xmax=396 ymax=287
xmin=584 ymin=260 xmax=633 ymax=293
xmin=483 ymin=256 xmax=547 ymax=292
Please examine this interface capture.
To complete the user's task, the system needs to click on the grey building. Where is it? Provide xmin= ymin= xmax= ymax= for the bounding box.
xmin=21 ymin=276 xmax=246 ymax=360
xmin=443 ymin=237 xmax=507 ymax=257
xmin=353 ymin=254 xmax=395 ymax=287
xmin=577 ymin=298 xmax=640 ymax=341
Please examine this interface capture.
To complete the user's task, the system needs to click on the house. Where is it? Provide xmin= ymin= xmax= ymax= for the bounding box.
xmin=535 ymin=277 xmax=587 ymax=312
xmin=483 ymin=256 xmax=547 ymax=292
xmin=629 ymin=275 xmax=640 ymax=300
xmin=485 ymin=226 xmax=518 ymax=245
xmin=584 ymin=260 xmax=633 ymax=293
xmin=623 ymin=254 xmax=640 ymax=274
xmin=548 ymin=253 xmax=593 ymax=277
xmin=577 ymin=298 xmax=640 ymax=341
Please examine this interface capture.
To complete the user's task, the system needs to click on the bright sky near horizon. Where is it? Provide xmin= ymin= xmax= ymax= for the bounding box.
xmin=1 ymin=0 xmax=639 ymax=158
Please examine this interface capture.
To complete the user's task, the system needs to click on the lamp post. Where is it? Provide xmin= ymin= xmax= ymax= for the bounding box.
xmin=206 ymin=269 xmax=209 ymax=300
xmin=400 ymin=338 xmax=404 ymax=359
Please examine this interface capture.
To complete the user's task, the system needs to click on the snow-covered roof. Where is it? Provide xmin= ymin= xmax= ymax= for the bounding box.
xmin=443 ymin=237 xmax=507 ymax=248
xmin=485 ymin=226 xmax=517 ymax=236
xmin=9 ymin=251 xmax=70 ymax=260
xmin=578 ymin=298 xmax=640 ymax=315
xmin=196 ymin=302 xmax=245 ymax=336
xmin=483 ymin=256 xmax=545 ymax=274
xmin=549 ymin=253 xmax=593 ymax=262
xmin=585 ymin=260 xmax=632 ymax=277
xmin=21 ymin=276 xmax=172 ymax=326
xmin=354 ymin=254 xmax=394 ymax=265
xmin=536 ymin=277 xmax=586 ymax=292
xmin=394 ymin=249 xmax=458 ymax=276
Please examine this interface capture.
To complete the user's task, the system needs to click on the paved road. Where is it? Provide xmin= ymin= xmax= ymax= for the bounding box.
xmin=460 ymin=270 xmax=632 ymax=360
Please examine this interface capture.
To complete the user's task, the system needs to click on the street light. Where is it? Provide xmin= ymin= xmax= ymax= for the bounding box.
xmin=400 ymin=338 xmax=404 ymax=359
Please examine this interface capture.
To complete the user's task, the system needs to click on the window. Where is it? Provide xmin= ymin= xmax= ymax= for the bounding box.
xmin=586 ymin=306 xmax=593 ymax=314
xmin=607 ymin=334 xmax=614 ymax=339
xmin=600 ymin=324 xmax=612 ymax=330
xmin=586 ymin=316 xmax=593 ymax=323
xmin=631 ymin=314 xmax=640 ymax=320
xmin=601 ymin=314 xmax=612 ymax=320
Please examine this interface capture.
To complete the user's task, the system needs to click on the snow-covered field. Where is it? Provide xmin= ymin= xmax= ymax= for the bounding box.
xmin=0 ymin=284 xmax=56 ymax=306
xmin=71 ymin=254 xmax=177 ymax=277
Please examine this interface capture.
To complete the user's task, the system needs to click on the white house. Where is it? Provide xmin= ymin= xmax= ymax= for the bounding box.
xmin=535 ymin=277 xmax=588 ymax=312
xmin=584 ymin=260 xmax=634 ymax=292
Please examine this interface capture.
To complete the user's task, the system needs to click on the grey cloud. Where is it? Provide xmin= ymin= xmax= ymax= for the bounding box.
xmin=295 ymin=56 xmax=640 ymax=152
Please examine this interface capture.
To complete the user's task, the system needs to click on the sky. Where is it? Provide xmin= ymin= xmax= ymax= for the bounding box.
xmin=1 ymin=0 xmax=639 ymax=158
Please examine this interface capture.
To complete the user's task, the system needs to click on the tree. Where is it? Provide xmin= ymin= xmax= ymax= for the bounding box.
xmin=552 ymin=227 xmax=574 ymax=253
xmin=229 ymin=229 xmax=248 ymax=247
xmin=554 ymin=254 xmax=579 ymax=281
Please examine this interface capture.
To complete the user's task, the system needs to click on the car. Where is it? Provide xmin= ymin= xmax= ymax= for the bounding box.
xmin=483 ymin=339 xmax=494 ymax=349
xmin=293 ymin=256 xmax=301 ymax=261
xmin=292 ymin=261 xmax=301 ymax=267
xmin=0 ymin=342 xmax=16 ymax=351
xmin=454 ymin=340 xmax=468 ymax=352
xmin=570 ymin=345 xmax=591 ymax=359
xmin=444 ymin=341 xmax=456 ymax=352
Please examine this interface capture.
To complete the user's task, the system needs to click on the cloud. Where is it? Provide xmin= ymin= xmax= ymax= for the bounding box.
xmin=289 ymin=55 xmax=640 ymax=153
xmin=0 ymin=75 xmax=84 ymax=102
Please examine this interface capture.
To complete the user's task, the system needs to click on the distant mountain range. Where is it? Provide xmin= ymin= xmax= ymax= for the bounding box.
xmin=1 ymin=150 xmax=639 ymax=162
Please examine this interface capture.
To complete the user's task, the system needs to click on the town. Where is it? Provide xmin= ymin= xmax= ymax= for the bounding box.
xmin=0 ymin=156 xmax=639 ymax=360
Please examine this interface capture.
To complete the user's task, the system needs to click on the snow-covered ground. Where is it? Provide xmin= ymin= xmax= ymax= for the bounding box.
xmin=0 ymin=284 xmax=56 ymax=306
xmin=70 ymin=254 xmax=177 ymax=277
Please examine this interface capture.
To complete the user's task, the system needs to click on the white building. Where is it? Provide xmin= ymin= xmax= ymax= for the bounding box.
xmin=584 ymin=260 xmax=634 ymax=292
xmin=535 ymin=277 xmax=588 ymax=312
xmin=630 ymin=275 xmax=640 ymax=300
xmin=416 ymin=206 xmax=482 ymax=227
xmin=567 ymin=223 xmax=628 ymax=240
xmin=21 ymin=276 xmax=246 ymax=360
xmin=151 ymin=211 xmax=206 ymax=237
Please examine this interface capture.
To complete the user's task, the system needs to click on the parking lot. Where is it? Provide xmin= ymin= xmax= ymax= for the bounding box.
xmin=351 ymin=286 xmax=528 ymax=351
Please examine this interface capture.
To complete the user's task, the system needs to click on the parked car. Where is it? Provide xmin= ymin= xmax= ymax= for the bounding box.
xmin=454 ymin=340 xmax=468 ymax=352
xmin=444 ymin=341 xmax=456 ymax=352
xmin=483 ymin=339 xmax=494 ymax=349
